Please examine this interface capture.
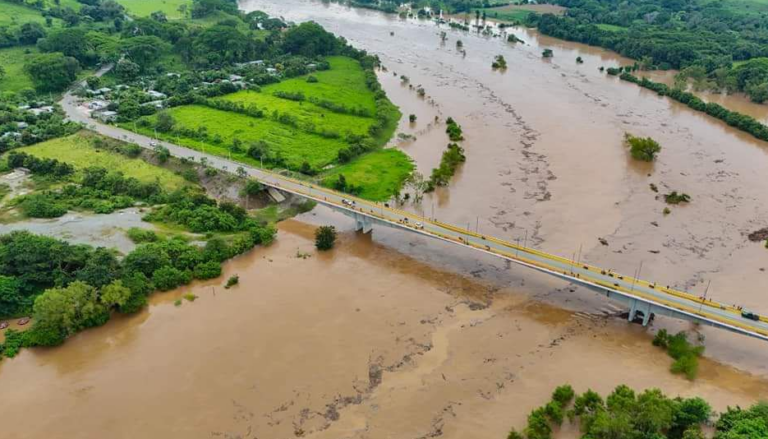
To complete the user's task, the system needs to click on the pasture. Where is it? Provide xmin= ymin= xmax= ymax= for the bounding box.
xmin=321 ymin=149 xmax=414 ymax=202
xmin=130 ymin=105 xmax=350 ymax=169
xmin=116 ymin=0 xmax=192 ymax=19
xmin=17 ymin=132 xmax=189 ymax=190
xmin=219 ymin=90 xmax=376 ymax=138
xmin=263 ymin=57 xmax=378 ymax=115
xmin=0 ymin=46 xmax=37 ymax=93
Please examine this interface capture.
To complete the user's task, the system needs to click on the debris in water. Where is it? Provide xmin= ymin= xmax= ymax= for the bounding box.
xmin=747 ymin=227 xmax=768 ymax=242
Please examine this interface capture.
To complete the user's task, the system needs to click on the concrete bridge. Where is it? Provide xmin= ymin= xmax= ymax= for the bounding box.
xmin=60 ymin=92 xmax=768 ymax=343
xmin=256 ymin=172 xmax=768 ymax=342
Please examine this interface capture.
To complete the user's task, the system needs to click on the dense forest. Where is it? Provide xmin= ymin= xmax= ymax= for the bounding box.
xmin=525 ymin=0 xmax=768 ymax=102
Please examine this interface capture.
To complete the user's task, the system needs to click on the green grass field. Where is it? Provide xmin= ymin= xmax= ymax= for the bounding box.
xmin=478 ymin=4 xmax=566 ymax=22
xmin=321 ymin=149 xmax=414 ymax=201
xmin=128 ymin=105 xmax=350 ymax=169
xmin=0 ymin=0 xmax=49 ymax=27
xmin=116 ymin=0 xmax=192 ymax=19
xmin=0 ymin=46 xmax=37 ymax=93
xmin=16 ymin=132 xmax=189 ymax=190
xmin=123 ymin=55 xmax=407 ymax=200
xmin=482 ymin=8 xmax=534 ymax=22
xmin=263 ymin=57 xmax=378 ymax=115
xmin=219 ymin=90 xmax=376 ymax=138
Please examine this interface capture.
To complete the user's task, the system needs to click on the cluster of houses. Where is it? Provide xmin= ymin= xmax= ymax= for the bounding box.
xmin=0 ymin=104 xmax=55 ymax=141
xmin=81 ymin=60 xmax=318 ymax=124
xmin=86 ymin=86 xmax=169 ymax=123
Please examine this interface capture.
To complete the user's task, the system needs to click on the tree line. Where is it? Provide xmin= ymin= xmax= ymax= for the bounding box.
xmin=507 ymin=383 xmax=768 ymax=439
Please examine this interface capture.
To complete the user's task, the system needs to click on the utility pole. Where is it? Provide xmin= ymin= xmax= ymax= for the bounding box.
xmin=630 ymin=261 xmax=643 ymax=293
xmin=698 ymin=280 xmax=711 ymax=313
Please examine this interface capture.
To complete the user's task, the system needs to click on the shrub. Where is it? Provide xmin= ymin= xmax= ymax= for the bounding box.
xmin=315 ymin=225 xmax=337 ymax=251
xmin=665 ymin=191 xmax=691 ymax=205
xmin=193 ymin=261 xmax=222 ymax=280
xmin=445 ymin=117 xmax=464 ymax=141
xmin=121 ymin=143 xmax=143 ymax=158
xmin=492 ymin=55 xmax=507 ymax=69
xmin=552 ymin=384 xmax=575 ymax=407
xmin=126 ymin=227 xmax=159 ymax=243
xmin=224 ymin=274 xmax=239 ymax=289
xmin=19 ymin=194 xmax=67 ymax=218
xmin=1 ymin=329 xmax=24 ymax=358
xmin=152 ymin=266 xmax=191 ymax=291
xmin=653 ymin=330 xmax=704 ymax=380
xmin=625 ymin=133 xmax=661 ymax=162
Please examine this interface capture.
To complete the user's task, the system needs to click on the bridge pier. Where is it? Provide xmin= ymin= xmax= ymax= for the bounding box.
xmin=352 ymin=212 xmax=374 ymax=234
xmin=628 ymin=299 xmax=654 ymax=326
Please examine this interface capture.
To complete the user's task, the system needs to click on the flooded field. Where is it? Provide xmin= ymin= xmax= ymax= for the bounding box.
xmin=1 ymin=0 xmax=768 ymax=437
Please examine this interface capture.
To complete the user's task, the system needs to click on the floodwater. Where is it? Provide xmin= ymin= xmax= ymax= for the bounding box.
xmin=0 ymin=220 xmax=766 ymax=439
xmin=239 ymin=0 xmax=768 ymax=367
xmin=2 ymin=0 xmax=768 ymax=436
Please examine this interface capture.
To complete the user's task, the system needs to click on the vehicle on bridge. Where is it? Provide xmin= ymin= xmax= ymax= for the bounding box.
xmin=742 ymin=310 xmax=761 ymax=321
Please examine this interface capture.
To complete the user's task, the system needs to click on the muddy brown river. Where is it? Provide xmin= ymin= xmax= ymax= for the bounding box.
xmin=2 ymin=1 xmax=768 ymax=437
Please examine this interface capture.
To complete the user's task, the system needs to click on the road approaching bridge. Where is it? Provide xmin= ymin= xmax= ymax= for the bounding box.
xmin=61 ymin=91 xmax=768 ymax=343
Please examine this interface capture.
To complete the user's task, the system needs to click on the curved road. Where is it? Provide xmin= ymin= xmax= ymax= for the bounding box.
xmin=59 ymin=90 xmax=768 ymax=342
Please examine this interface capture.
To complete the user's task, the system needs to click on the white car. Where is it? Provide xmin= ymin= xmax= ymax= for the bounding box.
xmin=149 ymin=141 xmax=158 ymax=147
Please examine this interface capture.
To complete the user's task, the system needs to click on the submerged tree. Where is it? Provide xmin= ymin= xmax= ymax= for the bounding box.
xmin=492 ymin=55 xmax=507 ymax=70
xmin=315 ymin=226 xmax=337 ymax=251
xmin=624 ymin=133 xmax=661 ymax=162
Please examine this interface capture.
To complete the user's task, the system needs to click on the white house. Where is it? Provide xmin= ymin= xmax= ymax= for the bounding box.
xmin=1 ymin=132 xmax=21 ymax=140
xmin=146 ymin=90 xmax=167 ymax=99
xmin=142 ymin=100 xmax=165 ymax=109
xmin=29 ymin=106 xmax=54 ymax=116
xmin=94 ymin=110 xmax=118 ymax=122
xmin=88 ymin=100 xmax=109 ymax=110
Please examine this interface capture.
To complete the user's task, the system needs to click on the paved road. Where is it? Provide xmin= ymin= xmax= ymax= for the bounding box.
xmin=60 ymin=91 xmax=768 ymax=342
